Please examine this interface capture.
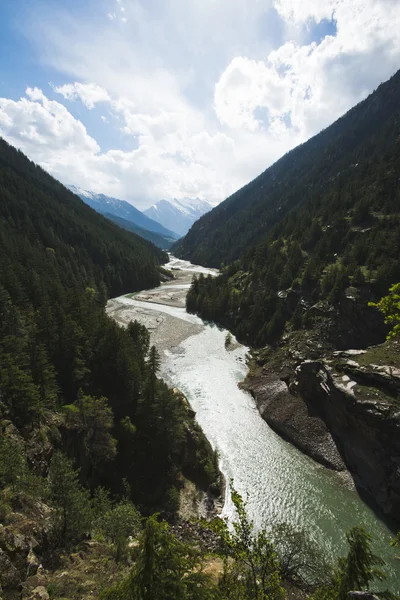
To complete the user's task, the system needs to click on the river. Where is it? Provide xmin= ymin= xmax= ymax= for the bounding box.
xmin=107 ymin=256 xmax=400 ymax=590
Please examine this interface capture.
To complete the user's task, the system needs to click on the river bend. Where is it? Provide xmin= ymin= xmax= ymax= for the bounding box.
xmin=107 ymin=256 xmax=399 ymax=590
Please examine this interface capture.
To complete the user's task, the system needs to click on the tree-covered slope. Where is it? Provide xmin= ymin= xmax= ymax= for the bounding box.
xmin=105 ymin=212 xmax=175 ymax=249
xmin=185 ymin=71 xmax=400 ymax=348
xmin=0 ymin=137 xmax=219 ymax=513
xmin=0 ymin=139 xmax=167 ymax=297
xmin=175 ymin=69 xmax=400 ymax=268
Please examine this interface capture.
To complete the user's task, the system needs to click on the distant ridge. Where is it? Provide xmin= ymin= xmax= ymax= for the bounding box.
xmin=174 ymin=69 xmax=400 ymax=268
xmin=105 ymin=212 xmax=176 ymax=249
xmin=144 ymin=197 xmax=213 ymax=236
xmin=68 ymin=185 xmax=180 ymax=240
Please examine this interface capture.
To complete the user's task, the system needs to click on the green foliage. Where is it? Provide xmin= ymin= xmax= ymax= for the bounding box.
xmin=182 ymin=419 xmax=221 ymax=495
xmin=48 ymin=451 xmax=93 ymax=543
xmin=312 ymin=526 xmax=386 ymax=600
xmin=225 ymin=332 xmax=232 ymax=348
xmin=65 ymin=391 xmax=117 ymax=471
xmin=181 ymin=71 xmax=400 ymax=347
xmin=0 ymin=436 xmax=26 ymax=492
xmin=270 ymin=522 xmax=332 ymax=589
xmin=0 ymin=137 xmax=218 ymax=514
xmin=391 ymin=533 xmax=400 ymax=547
xmin=95 ymin=499 xmax=141 ymax=562
xmin=100 ymin=485 xmax=397 ymax=600
xmin=369 ymin=283 xmax=400 ymax=339
xmin=207 ymin=484 xmax=285 ymax=600
xmin=0 ymin=435 xmax=48 ymax=503
xmin=101 ymin=514 xmax=219 ymax=600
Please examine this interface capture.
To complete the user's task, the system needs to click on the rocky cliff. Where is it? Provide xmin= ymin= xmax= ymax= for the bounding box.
xmin=244 ymin=339 xmax=400 ymax=525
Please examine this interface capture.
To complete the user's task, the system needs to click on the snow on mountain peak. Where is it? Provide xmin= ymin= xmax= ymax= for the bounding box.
xmin=144 ymin=198 xmax=212 ymax=236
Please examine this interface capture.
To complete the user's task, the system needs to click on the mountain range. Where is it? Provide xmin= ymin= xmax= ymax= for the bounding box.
xmin=68 ymin=185 xmax=180 ymax=246
xmin=179 ymin=69 xmax=400 ymax=347
xmin=174 ymin=70 xmax=400 ymax=271
xmin=144 ymin=197 xmax=213 ymax=236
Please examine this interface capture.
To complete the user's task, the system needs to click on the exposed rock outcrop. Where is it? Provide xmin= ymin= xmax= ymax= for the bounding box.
xmin=243 ymin=373 xmax=346 ymax=471
xmin=246 ymin=344 xmax=400 ymax=523
xmin=294 ymin=359 xmax=400 ymax=522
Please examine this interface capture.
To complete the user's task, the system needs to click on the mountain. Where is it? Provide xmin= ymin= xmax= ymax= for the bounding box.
xmin=0 ymin=137 xmax=220 ymax=594
xmin=184 ymin=69 xmax=400 ymax=347
xmin=182 ymin=73 xmax=400 ymax=526
xmin=1 ymin=143 xmax=167 ymax=299
xmin=105 ymin=212 xmax=175 ymax=249
xmin=175 ymin=70 xmax=400 ymax=269
xmin=144 ymin=197 xmax=213 ymax=237
xmin=69 ymin=185 xmax=180 ymax=240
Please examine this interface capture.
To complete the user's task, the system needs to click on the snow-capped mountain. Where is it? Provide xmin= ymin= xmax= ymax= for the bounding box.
xmin=144 ymin=198 xmax=213 ymax=236
xmin=68 ymin=185 xmax=180 ymax=240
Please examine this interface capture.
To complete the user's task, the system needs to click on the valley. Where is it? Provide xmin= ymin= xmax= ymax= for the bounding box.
xmin=107 ymin=256 xmax=400 ymax=592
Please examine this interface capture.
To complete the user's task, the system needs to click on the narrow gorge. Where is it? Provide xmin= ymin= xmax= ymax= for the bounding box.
xmin=107 ymin=256 xmax=400 ymax=593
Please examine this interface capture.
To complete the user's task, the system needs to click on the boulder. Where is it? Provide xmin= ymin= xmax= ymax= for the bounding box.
xmin=295 ymin=360 xmax=400 ymax=522
xmin=244 ymin=371 xmax=346 ymax=471
xmin=0 ymin=548 xmax=20 ymax=588
xmin=27 ymin=586 xmax=49 ymax=600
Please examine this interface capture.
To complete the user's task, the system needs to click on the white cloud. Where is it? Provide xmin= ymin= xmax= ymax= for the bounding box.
xmin=215 ymin=56 xmax=291 ymax=132
xmin=0 ymin=86 xmax=259 ymax=207
xmin=3 ymin=0 xmax=400 ymax=209
xmin=215 ymin=0 xmax=400 ymax=139
xmin=52 ymin=82 xmax=110 ymax=109
xmin=0 ymin=88 xmax=99 ymax=155
xmin=274 ymin=0 xmax=338 ymax=26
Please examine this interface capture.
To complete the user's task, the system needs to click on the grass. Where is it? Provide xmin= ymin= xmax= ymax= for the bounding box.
xmin=352 ymin=384 xmax=396 ymax=406
xmin=357 ymin=338 xmax=400 ymax=369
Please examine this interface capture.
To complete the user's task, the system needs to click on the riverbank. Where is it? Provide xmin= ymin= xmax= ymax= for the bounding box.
xmin=245 ymin=334 xmax=400 ymax=527
xmin=107 ymin=297 xmax=203 ymax=352
xmin=106 ymin=256 xmax=400 ymax=590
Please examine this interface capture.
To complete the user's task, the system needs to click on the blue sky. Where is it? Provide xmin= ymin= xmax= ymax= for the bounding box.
xmin=0 ymin=0 xmax=399 ymax=209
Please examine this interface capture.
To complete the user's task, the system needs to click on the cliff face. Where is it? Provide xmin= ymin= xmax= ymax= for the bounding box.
xmin=244 ymin=372 xmax=346 ymax=471
xmin=246 ymin=344 xmax=400 ymax=524
xmin=295 ymin=359 xmax=400 ymax=522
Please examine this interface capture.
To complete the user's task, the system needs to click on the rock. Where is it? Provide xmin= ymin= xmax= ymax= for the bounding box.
xmin=27 ymin=586 xmax=49 ymax=600
xmin=0 ymin=526 xmax=30 ymax=577
xmin=246 ymin=337 xmax=400 ymax=524
xmin=349 ymin=593 xmax=381 ymax=600
xmin=244 ymin=372 xmax=346 ymax=471
xmin=26 ymin=548 xmax=40 ymax=577
xmin=0 ymin=525 xmax=45 ymax=591
xmin=295 ymin=360 xmax=400 ymax=522
xmin=0 ymin=548 xmax=20 ymax=588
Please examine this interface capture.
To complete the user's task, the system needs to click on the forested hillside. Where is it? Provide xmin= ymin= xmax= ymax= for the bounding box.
xmin=185 ymin=70 xmax=400 ymax=347
xmin=105 ymin=212 xmax=175 ymax=249
xmin=176 ymin=69 xmax=400 ymax=269
xmin=0 ymin=139 xmax=167 ymax=297
xmin=0 ymin=137 xmax=220 ymax=583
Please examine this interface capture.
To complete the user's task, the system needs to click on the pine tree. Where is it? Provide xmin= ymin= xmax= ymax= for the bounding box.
xmin=48 ymin=452 xmax=93 ymax=543
xmin=101 ymin=514 xmax=218 ymax=600
xmin=338 ymin=527 xmax=385 ymax=600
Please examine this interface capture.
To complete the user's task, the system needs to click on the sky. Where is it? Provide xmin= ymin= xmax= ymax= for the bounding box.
xmin=0 ymin=0 xmax=400 ymax=210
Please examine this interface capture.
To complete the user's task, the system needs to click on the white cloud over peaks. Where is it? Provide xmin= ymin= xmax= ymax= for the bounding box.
xmin=0 ymin=86 xmax=257 ymax=207
xmin=53 ymin=82 xmax=110 ymax=109
xmin=6 ymin=0 xmax=400 ymax=209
